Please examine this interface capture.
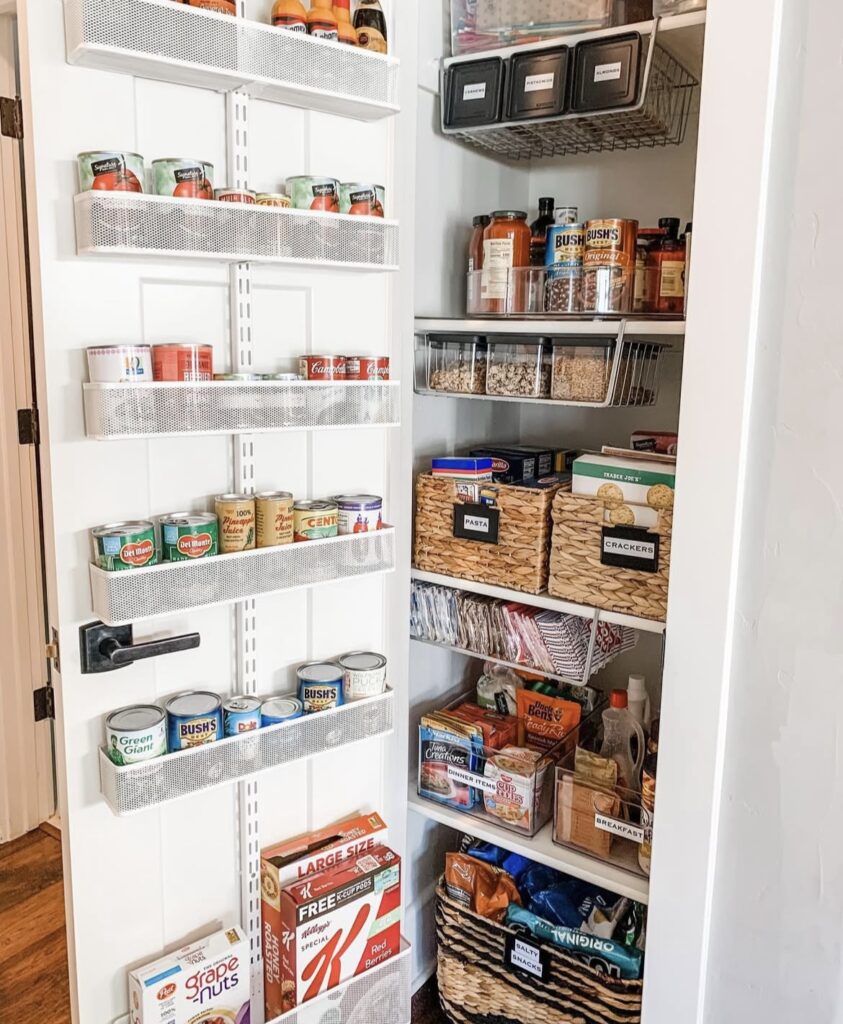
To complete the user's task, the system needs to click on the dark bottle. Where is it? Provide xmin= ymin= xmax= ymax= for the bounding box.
xmin=529 ymin=197 xmax=556 ymax=267
xmin=353 ymin=0 xmax=387 ymax=53
xmin=468 ymin=214 xmax=491 ymax=273
xmin=649 ymin=216 xmax=686 ymax=315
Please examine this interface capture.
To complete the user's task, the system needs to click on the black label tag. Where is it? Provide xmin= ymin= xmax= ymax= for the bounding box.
xmin=504 ymin=933 xmax=549 ymax=981
xmin=453 ymin=503 xmax=500 ymax=544
xmin=601 ymin=526 xmax=659 ymax=573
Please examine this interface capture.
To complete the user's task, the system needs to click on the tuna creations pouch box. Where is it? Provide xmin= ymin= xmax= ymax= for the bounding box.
xmin=128 ymin=925 xmax=248 ymax=1024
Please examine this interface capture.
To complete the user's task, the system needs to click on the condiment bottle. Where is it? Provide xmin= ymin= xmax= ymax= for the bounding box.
xmin=333 ymin=0 xmax=358 ymax=45
xmin=682 ymin=221 xmax=693 ymax=313
xmin=271 ymin=0 xmax=308 ymax=31
xmin=468 ymin=214 xmax=490 ymax=273
xmin=307 ymin=0 xmax=340 ymax=40
xmin=626 ymin=673 xmax=651 ymax=734
xmin=599 ymin=689 xmax=645 ymax=794
xmin=354 ymin=0 xmax=388 ymax=53
xmin=649 ymin=216 xmax=686 ymax=315
xmin=633 ymin=227 xmax=665 ymax=313
xmin=529 ymin=197 xmax=556 ymax=267
xmin=480 ymin=210 xmax=531 ymax=315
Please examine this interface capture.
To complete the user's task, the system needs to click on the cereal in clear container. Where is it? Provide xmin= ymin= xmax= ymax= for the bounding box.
xmin=486 ymin=340 xmax=551 ymax=398
xmin=427 ymin=335 xmax=488 ymax=394
xmin=551 ymin=339 xmax=614 ymax=402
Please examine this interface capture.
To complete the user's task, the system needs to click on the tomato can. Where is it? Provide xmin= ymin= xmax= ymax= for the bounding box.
xmin=92 ymin=521 xmax=157 ymax=571
xmin=153 ymin=158 xmax=215 ymax=200
xmin=180 ymin=0 xmax=236 ymax=13
xmin=286 ymin=175 xmax=340 ymax=213
xmin=160 ymin=512 xmax=219 ymax=562
xmin=293 ymin=500 xmax=338 ymax=541
xmin=348 ymin=355 xmax=389 ymax=381
xmin=215 ymin=188 xmax=256 ymax=204
xmin=78 ymin=151 xmax=145 ymax=193
xmin=338 ymin=652 xmax=387 ymax=701
xmin=339 ymin=183 xmax=383 ymax=217
xmin=298 ymin=355 xmax=347 ymax=381
xmin=297 ymin=663 xmax=345 ymax=713
xmin=223 ymin=696 xmax=263 ymax=736
xmin=256 ymin=193 xmax=291 ymax=208
xmin=152 ymin=343 xmax=214 ymax=382
xmin=166 ymin=692 xmax=223 ymax=750
xmin=86 ymin=344 xmax=153 ymax=383
xmin=215 ymin=494 xmax=256 ymax=552
xmin=332 ymin=494 xmax=383 ymax=535
xmin=256 ymin=491 xmax=294 ymax=548
xmin=105 ymin=704 xmax=167 ymax=765
xmin=261 ymin=696 xmax=304 ymax=726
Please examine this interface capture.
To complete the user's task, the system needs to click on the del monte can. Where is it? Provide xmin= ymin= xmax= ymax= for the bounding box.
xmin=92 ymin=521 xmax=157 ymax=571
xmin=161 ymin=512 xmax=219 ymax=561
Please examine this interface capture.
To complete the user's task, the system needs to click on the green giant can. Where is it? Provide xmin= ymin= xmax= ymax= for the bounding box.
xmin=92 ymin=521 xmax=157 ymax=571
xmin=160 ymin=512 xmax=219 ymax=562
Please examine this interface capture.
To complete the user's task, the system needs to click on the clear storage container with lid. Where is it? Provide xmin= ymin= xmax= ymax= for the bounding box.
xmin=550 ymin=339 xmax=614 ymax=402
xmin=426 ymin=335 xmax=488 ymax=394
xmin=486 ymin=338 xmax=552 ymax=398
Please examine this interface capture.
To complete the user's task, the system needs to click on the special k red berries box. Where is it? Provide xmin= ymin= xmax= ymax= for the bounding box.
xmin=265 ymin=844 xmax=401 ymax=1017
xmin=128 ymin=925 xmax=249 ymax=1024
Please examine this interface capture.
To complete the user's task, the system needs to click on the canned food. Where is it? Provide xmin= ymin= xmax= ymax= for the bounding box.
xmin=298 ymin=355 xmax=347 ymax=381
xmin=181 ymin=0 xmax=236 ymax=12
xmin=286 ymin=175 xmax=340 ymax=213
xmin=256 ymin=491 xmax=294 ymax=548
xmin=215 ymin=188 xmax=256 ymax=204
xmin=545 ymin=224 xmax=586 ymax=314
xmin=215 ymin=494 xmax=256 ymax=552
xmin=86 ymin=344 xmax=153 ymax=383
xmin=555 ymin=206 xmax=579 ymax=225
xmin=261 ymin=696 xmax=304 ymax=726
xmin=213 ymin=373 xmax=262 ymax=381
xmin=582 ymin=218 xmax=638 ymax=314
xmin=297 ymin=663 xmax=345 ymax=712
xmin=332 ymin=494 xmax=383 ymax=535
xmin=338 ymin=651 xmax=387 ymax=701
xmin=293 ymin=500 xmax=338 ymax=542
xmin=166 ymin=692 xmax=223 ymax=750
xmin=223 ymin=696 xmax=263 ymax=736
xmin=374 ymin=184 xmax=386 ymax=216
xmin=339 ymin=183 xmax=383 ymax=217
xmin=78 ymin=151 xmax=145 ymax=193
xmin=256 ymin=193 xmax=291 ymax=208
xmin=92 ymin=521 xmax=157 ymax=571
xmin=105 ymin=704 xmax=166 ymax=765
xmin=153 ymin=158 xmax=214 ymax=200
xmin=152 ymin=343 xmax=214 ymax=382
xmin=160 ymin=512 xmax=219 ymax=561
xmin=347 ymin=356 xmax=389 ymax=381
xmin=262 ymin=373 xmax=302 ymax=381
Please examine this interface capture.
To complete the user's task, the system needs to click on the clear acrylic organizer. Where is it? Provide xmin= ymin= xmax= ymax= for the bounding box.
xmin=424 ymin=335 xmax=488 ymax=394
xmin=486 ymin=339 xmax=552 ymax=398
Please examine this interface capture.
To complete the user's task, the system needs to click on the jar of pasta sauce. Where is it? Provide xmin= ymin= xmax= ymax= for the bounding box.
xmin=480 ymin=211 xmax=531 ymax=315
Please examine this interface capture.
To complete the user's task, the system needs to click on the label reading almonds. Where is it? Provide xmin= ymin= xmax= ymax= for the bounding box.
xmin=594 ymin=61 xmax=623 ymax=83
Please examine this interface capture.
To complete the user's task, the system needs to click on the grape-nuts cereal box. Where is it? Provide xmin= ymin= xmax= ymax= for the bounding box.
xmin=128 ymin=924 xmax=249 ymax=1024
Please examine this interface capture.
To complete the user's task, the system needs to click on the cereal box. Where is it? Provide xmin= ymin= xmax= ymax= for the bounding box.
xmin=128 ymin=924 xmax=249 ymax=1024
xmin=573 ymin=450 xmax=676 ymax=528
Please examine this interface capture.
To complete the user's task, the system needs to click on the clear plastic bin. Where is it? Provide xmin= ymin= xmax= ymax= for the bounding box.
xmin=451 ymin=0 xmax=613 ymax=55
xmin=426 ymin=335 xmax=488 ymax=394
xmin=551 ymin=339 xmax=614 ymax=402
xmin=545 ymin=268 xmax=583 ymax=313
xmin=486 ymin=340 xmax=552 ymax=398
xmin=653 ymin=0 xmax=705 ymax=14
xmin=582 ymin=266 xmax=635 ymax=315
xmin=467 ymin=268 xmax=547 ymax=316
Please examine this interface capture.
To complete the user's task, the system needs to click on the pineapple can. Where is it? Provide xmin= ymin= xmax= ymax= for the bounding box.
xmin=256 ymin=492 xmax=294 ymax=548
xmin=215 ymin=494 xmax=256 ymax=552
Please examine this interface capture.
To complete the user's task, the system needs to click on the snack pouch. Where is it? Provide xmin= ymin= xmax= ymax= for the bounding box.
xmin=445 ymin=853 xmax=521 ymax=923
xmin=516 ymin=688 xmax=582 ymax=752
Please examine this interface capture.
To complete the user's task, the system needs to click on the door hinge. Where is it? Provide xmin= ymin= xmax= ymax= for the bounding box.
xmin=17 ymin=407 xmax=39 ymax=445
xmin=33 ymin=686 xmax=55 ymax=722
xmin=46 ymin=629 xmax=60 ymax=673
xmin=0 ymin=96 xmax=23 ymax=140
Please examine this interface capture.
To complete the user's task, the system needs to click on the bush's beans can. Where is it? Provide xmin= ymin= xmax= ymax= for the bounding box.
xmin=86 ymin=344 xmax=153 ymax=383
xmin=161 ymin=512 xmax=219 ymax=561
xmin=297 ymin=663 xmax=345 ymax=712
xmin=223 ymin=696 xmax=263 ymax=736
xmin=583 ymin=218 xmax=638 ymax=314
xmin=152 ymin=343 xmax=214 ymax=382
xmin=215 ymin=494 xmax=256 ymax=552
xmin=106 ymin=704 xmax=166 ymax=765
xmin=339 ymin=183 xmax=382 ymax=217
xmin=256 ymin=193 xmax=291 ymax=208
xmin=78 ymin=151 xmax=145 ymax=193
xmin=332 ymin=494 xmax=383 ymax=534
xmin=261 ymin=696 xmax=304 ymax=725
xmin=298 ymin=355 xmax=347 ymax=381
xmin=93 ymin=521 xmax=157 ymax=571
xmin=347 ymin=356 xmax=389 ymax=381
xmin=293 ymin=500 xmax=338 ymax=541
xmin=214 ymin=188 xmax=256 ymax=204
xmin=166 ymin=692 xmax=223 ymax=750
xmin=338 ymin=651 xmax=387 ymax=701
xmin=256 ymin=492 xmax=294 ymax=548
xmin=153 ymin=158 xmax=214 ymax=200
xmin=286 ymin=176 xmax=340 ymax=212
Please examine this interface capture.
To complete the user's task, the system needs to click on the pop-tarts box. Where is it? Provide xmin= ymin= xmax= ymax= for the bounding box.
xmin=128 ymin=925 xmax=249 ymax=1024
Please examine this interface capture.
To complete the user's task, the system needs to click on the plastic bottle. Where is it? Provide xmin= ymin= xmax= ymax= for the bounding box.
xmin=333 ymin=0 xmax=358 ymax=45
xmin=529 ymin=197 xmax=556 ymax=267
xmin=271 ymin=0 xmax=308 ymax=31
xmin=626 ymin=673 xmax=651 ymax=733
xmin=600 ymin=689 xmax=645 ymax=794
xmin=307 ymin=0 xmax=340 ymax=40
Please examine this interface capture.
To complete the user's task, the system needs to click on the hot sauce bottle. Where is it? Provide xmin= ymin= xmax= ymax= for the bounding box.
xmin=333 ymin=0 xmax=358 ymax=44
xmin=649 ymin=216 xmax=686 ymax=315
xmin=307 ymin=0 xmax=340 ymax=40
xmin=271 ymin=0 xmax=308 ymax=31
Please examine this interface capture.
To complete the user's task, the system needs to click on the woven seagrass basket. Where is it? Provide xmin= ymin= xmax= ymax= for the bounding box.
xmin=435 ymin=883 xmax=643 ymax=1024
xmin=548 ymin=492 xmax=671 ymax=622
xmin=413 ymin=474 xmax=562 ymax=594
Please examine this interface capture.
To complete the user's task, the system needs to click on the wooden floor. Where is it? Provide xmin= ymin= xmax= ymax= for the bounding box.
xmin=0 ymin=826 xmax=71 ymax=1024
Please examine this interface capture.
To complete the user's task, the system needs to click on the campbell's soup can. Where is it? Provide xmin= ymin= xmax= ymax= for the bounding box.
xmin=332 ymin=494 xmax=383 ymax=535
xmin=215 ymin=188 xmax=256 ymax=204
xmin=160 ymin=512 xmax=219 ymax=561
xmin=166 ymin=692 xmax=223 ymax=750
xmin=92 ymin=521 xmax=157 ymax=571
xmin=153 ymin=158 xmax=215 ymax=200
xmin=286 ymin=175 xmax=340 ymax=213
xmin=339 ymin=183 xmax=384 ymax=217
xmin=152 ymin=343 xmax=214 ymax=382
xmin=296 ymin=662 xmax=345 ymax=713
xmin=87 ymin=344 xmax=153 ymax=383
xmin=293 ymin=500 xmax=338 ymax=541
xmin=348 ymin=355 xmax=389 ymax=381
xmin=105 ymin=704 xmax=166 ymax=765
xmin=223 ymin=696 xmax=262 ymax=736
xmin=78 ymin=151 xmax=145 ymax=193
xmin=298 ymin=355 xmax=347 ymax=381
xmin=215 ymin=494 xmax=256 ymax=552
xmin=256 ymin=492 xmax=294 ymax=548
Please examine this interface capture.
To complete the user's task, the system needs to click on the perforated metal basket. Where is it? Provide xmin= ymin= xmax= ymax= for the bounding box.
xmin=74 ymin=192 xmax=400 ymax=270
xmin=90 ymin=528 xmax=396 ymax=625
xmin=99 ymin=689 xmax=394 ymax=815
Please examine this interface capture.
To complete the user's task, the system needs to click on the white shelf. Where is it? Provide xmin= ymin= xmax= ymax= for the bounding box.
xmin=411 ymin=569 xmax=666 ymax=635
xmin=64 ymin=0 xmax=400 ymax=121
xmin=415 ymin=317 xmax=686 ymax=337
xmin=100 ymin=689 xmax=393 ymax=815
xmin=411 ymin=635 xmax=591 ymax=686
xmin=413 ymin=387 xmax=661 ymax=409
xmin=408 ymin=783 xmax=649 ymax=904
xmin=74 ymin=192 xmax=400 ymax=271
xmin=83 ymin=380 xmax=400 ymax=439
xmin=92 ymin=528 xmax=396 ymax=626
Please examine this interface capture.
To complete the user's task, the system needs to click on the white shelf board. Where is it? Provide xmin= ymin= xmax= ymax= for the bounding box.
xmin=415 ymin=317 xmax=685 ymax=337
xmin=411 ymin=569 xmax=666 ymax=635
xmin=408 ymin=783 xmax=649 ymax=904
xmin=411 ymin=635 xmax=588 ymax=686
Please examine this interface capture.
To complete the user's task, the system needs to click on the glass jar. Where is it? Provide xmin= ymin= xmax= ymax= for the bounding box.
xmin=648 ymin=217 xmax=686 ymax=315
xmin=480 ymin=211 xmax=531 ymax=315
xmin=486 ymin=340 xmax=552 ymax=398
xmin=550 ymin=340 xmax=614 ymax=403
xmin=634 ymin=227 xmax=666 ymax=314
xmin=468 ymin=214 xmax=490 ymax=273
xmin=427 ymin=336 xmax=488 ymax=394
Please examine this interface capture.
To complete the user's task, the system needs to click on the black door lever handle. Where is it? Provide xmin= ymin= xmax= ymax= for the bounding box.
xmin=80 ymin=621 xmax=201 ymax=674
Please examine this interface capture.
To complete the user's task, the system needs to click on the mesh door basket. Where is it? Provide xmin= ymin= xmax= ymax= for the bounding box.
xmin=413 ymin=474 xmax=561 ymax=594
xmin=435 ymin=883 xmax=643 ymax=1024
xmin=549 ymin=492 xmax=671 ymax=622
